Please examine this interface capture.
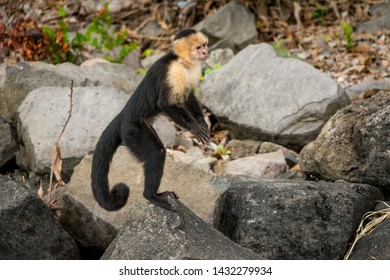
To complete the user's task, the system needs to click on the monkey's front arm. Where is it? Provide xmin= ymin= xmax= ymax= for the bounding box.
xmin=162 ymin=104 xmax=209 ymax=144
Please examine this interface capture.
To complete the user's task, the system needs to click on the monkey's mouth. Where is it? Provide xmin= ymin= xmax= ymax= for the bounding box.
xmin=199 ymin=55 xmax=209 ymax=61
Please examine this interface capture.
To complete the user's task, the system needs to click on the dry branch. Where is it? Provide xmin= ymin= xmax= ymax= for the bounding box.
xmin=46 ymin=80 xmax=74 ymax=205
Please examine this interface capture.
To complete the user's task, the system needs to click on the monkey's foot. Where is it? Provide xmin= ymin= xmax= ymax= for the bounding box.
xmin=157 ymin=191 xmax=179 ymax=199
xmin=148 ymin=195 xmax=176 ymax=212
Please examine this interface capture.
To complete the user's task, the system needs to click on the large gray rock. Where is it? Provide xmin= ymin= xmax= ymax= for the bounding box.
xmin=0 ymin=175 xmax=79 ymax=259
xmin=300 ymin=91 xmax=390 ymax=189
xmin=195 ymin=2 xmax=258 ymax=51
xmin=1 ymin=61 xmax=141 ymax=121
xmin=214 ymin=176 xmax=383 ymax=260
xmin=0 ymin=118 xmax=18 ymax=168
xmin=201 ymin=43 xmax=349 ymax=150
xmin=17 ymin=85 xmax=178 ymax=178
xmin=101 ymin=198 xmax=260 ymax=260
xmin=51 ymin=146 xmax=224 ymax=250
xmin=17 ymin=86 xmax=129 ymax=178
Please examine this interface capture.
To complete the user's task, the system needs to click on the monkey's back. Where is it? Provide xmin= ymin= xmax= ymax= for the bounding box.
xmin=123 ymin=51 xmax=178 ymax=122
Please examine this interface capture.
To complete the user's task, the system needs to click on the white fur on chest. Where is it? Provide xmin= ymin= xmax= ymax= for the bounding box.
xmin=168 ymin=61 xmax=201 ymax=104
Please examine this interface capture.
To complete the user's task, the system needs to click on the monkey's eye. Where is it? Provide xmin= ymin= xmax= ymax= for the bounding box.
xmin=196 ymin=45 xmax=202 ymax=50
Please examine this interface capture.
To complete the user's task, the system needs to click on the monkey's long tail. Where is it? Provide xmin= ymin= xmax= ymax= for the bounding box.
xmin=91 ymin=114 xmax=129 ymax=211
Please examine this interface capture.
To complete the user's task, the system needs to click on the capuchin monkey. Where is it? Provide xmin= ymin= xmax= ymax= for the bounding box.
xmin=91 ymin=29 xmax=210 ymax=212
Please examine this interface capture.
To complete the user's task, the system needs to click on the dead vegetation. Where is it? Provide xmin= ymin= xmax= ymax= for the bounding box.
xmin=0 ymin=1 xmax=389 ymax=87
xmin=344 ymin=201 xmax=390 ymax=260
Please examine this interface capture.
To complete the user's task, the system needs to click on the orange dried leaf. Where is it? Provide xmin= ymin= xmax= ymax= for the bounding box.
xmin=52 ymin=144 xmax=65 ymax=186
xmin=55 ymin=32 xmax=64 ymax=44
xmin=62 ymin=43 xmax=69 ymax=51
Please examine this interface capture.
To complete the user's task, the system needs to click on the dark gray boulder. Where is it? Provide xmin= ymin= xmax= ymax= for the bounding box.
xmin=349 ymin=206 xmax=390 ymax=260
xmin=101 ymin=198 xmax=260 ymax=260
xmin=0 ymin=118 xmax=18 ymax=168
xmin=57 ymin=195 xmax=117 ymax=259
xmin=0 ymin=175 xmax=79 ymax=259
xmin=214 ymin=176 xmax=383 ymax=260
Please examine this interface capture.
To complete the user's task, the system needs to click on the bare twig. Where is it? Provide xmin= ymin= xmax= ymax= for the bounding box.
xmin=55 ymin=80 xmax=74 ymax=144
xmin=47 ymin=80 xmax=74 ymax=204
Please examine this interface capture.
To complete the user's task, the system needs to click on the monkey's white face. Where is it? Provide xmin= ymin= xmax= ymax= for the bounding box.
xmin=173 ymin=31 xmax=209 ymax=65
xmin=194 ymin=43 xmax=208 ymax=61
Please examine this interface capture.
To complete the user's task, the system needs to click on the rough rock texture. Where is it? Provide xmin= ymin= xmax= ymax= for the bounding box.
xmin=57 ymin=195 xmax=117 ymax=259
xmin=201 ymin=43 xmax=349 ymax=150
xmin=1 ymin=61 xmax=141 ymax=121
xmin=222 ymin=151 xmax=287 ymax=178
xmin=17 ymin=86 xmax=129 ymax=178
xmin=0 ymin=118 xmax=18 ymax=168
xmin=206 ymin=48 xmax=235 ymax=66
xmin=101 ymin=198 xmax=260 ymax=260
xmin=195 ymin=2 xmax=258 ymax=51
xmin=300 ymin=92 xmax=390 ymax=189
xmin=225 ymin=139 xmax=262 ymax=160
xmin=151 ymin=115 xmax=177 ymax=148
xmin=51 ymin=146 xmax=224 ymax=250
xmin=259 ymin=142 xmax=299 ymax=167
xmin=0 ymin=175 xmax=80 ymax=259
xmin=214 ymin=176 xmax=383 ymax=260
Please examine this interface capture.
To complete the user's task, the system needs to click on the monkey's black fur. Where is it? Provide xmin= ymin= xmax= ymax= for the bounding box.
xmin=173 ymin=28 xmax=196 ymax=41
xmin=91 ymin=29 xmax=209 ymax=211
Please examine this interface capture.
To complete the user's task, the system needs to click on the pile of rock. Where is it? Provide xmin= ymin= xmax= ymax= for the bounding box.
xmin=0 ymin=2 xmax=389 ymax=260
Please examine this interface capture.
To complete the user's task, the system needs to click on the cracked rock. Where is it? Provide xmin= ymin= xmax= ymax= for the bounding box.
xmin=300 ymin=91 xmax=390 ymax=189
xmin=214 ymin=176 xmax=382 ymax=259
xmin=201 ymin=43 xmax=349 ymax=150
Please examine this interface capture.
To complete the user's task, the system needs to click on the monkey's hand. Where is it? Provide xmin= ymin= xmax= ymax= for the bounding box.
xmin=193 ymin=125 xmax=210 ymax=144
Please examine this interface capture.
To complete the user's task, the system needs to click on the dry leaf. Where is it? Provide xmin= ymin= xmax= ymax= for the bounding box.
xmin=52 ymin=143 xmax=65 ymax=186
xmin=353 ymin=43 xmax=374 ymax=54
xmin=38 ymin=183 xmax=45 ymax=200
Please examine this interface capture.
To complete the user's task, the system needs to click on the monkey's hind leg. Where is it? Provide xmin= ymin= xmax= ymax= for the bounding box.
xmin=124 ymin=121 xmax=178 ymax=212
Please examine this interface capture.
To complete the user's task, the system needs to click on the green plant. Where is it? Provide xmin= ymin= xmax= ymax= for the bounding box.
xmin=201 ymin=63 xmax=221 ymax=82
xmin=143 ymin=48 xmax=154 ymax=57
xmin=43 ymin=4 xmax=138 ymax=64
xmin=42 ymin=7 xmax=75 ymax=64
xmin=204 ymin=63 xmax=221 ymax=76
xmin=272 ymin=40 xmax=289 ymax=58
xmin=312 ymin=5 xmax=328 ymax=24
xmin=73 ymin=3 xmax=137 ymax=62
xmin=217 ymin=144 xmax=232 ymax=156
xmin=341 ymin=21 xmax=354 ymax=51
xmin=137 ymin=67 xmax=148 ymax=76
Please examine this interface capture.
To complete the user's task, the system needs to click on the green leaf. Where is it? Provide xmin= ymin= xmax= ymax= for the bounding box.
xmin=143 ymin=48 xmax=153 ymax=57
xmin=58 ymin=7 xmax=67 ymax=18
xmin=137 ymin=68 xmax=148 ymax=76
xmin=73 ymin=32 xmax=86 ymax=46
xmin=91 ymin=37 xmax=99 ymax=48
xmin=42 ymin=26 xmax=55 ymax=38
